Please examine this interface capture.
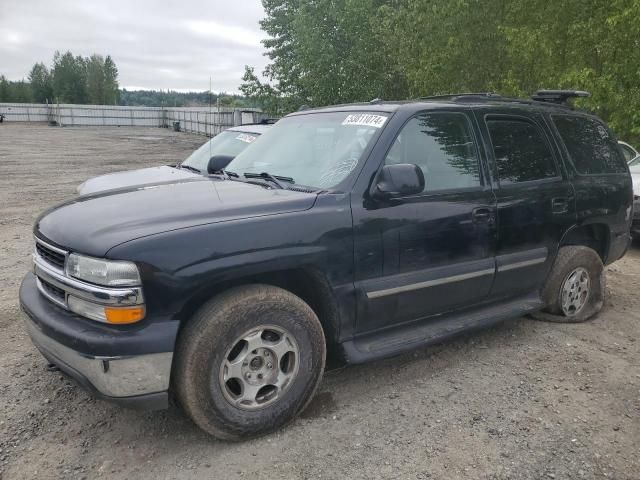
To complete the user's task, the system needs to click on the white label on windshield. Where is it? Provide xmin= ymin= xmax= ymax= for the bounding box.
xmin=342 ymin=114 xmax=387 ymax=129
xmin=236 ymin=133 xmax=257 ymax=143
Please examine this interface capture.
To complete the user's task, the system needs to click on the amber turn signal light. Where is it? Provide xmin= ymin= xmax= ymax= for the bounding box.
xmin=104 ymin=306 xmax=145 ymax=324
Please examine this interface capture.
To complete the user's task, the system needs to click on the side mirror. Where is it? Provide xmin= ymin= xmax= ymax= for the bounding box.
xmin=373 ymin=164 xmax=425 ymax=198
xmin=207 ymin=155 xmax=235 ymax=174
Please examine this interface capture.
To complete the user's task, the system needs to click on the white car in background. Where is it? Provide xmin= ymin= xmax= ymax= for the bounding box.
xmin=77 ymin=123 xmax=273 ymax=195
xmin=619 ymin=141 xmax=639 ymax=163
xmin=630 ymin=155 xmax=640 ymax=237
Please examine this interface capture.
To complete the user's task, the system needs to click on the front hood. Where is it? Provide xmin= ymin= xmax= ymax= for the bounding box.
xmin=37 ymin=179 xmax=316 ymax=257
xmin=77 ymin=166 xmax=199 ymax=195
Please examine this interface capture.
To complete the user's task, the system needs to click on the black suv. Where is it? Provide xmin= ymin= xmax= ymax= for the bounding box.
xmin=20 ymin=90 xmax=633 ymax=440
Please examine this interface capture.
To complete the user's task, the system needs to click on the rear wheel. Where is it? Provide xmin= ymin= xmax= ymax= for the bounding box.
xmin=535 ymin=246 xmax=605 ymax=323
xmin=174 ymin=284 xmax=326 ymax=440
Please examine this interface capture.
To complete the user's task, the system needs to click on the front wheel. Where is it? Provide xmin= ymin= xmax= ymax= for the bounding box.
xmin=174 ymin=285 xmax=326 ymax=440
xmin=536 ymin=246 xmax=606 ymax=323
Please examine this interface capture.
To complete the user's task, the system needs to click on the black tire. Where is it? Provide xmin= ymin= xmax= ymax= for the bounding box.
xmin=534 ymin=246 xmax=605 ymax=323
xmin=174 ymin=284 xmax=326 ymax=440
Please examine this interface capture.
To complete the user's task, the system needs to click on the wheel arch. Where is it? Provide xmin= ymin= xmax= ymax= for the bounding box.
xmin=559 ymin=223 xmax=610 ymax=263
xmin=176 ymin=267 xmax=342 ymax=361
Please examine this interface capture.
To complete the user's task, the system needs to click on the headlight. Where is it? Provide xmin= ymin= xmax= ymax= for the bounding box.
xmin=65 ymin=253 xmax=141 ymax=287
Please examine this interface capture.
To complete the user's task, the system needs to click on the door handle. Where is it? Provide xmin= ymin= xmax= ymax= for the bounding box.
xmin=551 ymin=197 xmax=569 ymax=214
xmin=472 ymin=207 xmax=495 ymax=224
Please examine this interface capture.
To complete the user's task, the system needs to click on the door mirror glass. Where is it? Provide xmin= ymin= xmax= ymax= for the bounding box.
xmin=374 ymin=164 xmax=425 ymax=198
xmin=207 ymin=155 xmax=235 ymax=174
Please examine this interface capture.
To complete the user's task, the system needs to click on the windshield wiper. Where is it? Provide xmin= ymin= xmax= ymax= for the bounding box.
xmin=243 ymin=172 xmax=294 ymax=189
xmin=221 ymin=169 xmax=240 ymax=178
xmin=178 ymin=164 xmax=201 ymax=174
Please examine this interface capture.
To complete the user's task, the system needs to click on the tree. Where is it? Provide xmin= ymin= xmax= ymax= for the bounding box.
xmin=103 ymin=55 xmax=119 ymax=105
xmin=86 ymin=54 xmax=106 ymax=104
xmin=51 ymin=51 xmax=88 ymax=103
xmin=0 ymin=75 xmax=10 ymax=102
xmin=10 ymin=80 xmax=33 ymax=103
xmin=28 ymin=63 xmax=53 ymax=103
xmin=239 ymin=66 xmax=284 ymax=115
xmin=245 ymin=0 xmax=640 ymax=143
xmin=242 ymin=0 xmax=410 ymax=110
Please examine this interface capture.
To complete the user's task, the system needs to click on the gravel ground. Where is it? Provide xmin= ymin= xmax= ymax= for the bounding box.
xmin=0 ymin=124 xmax=638 ymax=480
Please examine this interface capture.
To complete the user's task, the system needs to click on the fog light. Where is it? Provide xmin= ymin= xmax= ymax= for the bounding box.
xmin=68 ymin=296 xmax=145 ymax=324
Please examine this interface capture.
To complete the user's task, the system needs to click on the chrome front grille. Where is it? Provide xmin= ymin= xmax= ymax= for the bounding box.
xmin=39 ymin=277 xmax=65 ymax=301
xmin=34 ymin=238 xmax=67 ymax=270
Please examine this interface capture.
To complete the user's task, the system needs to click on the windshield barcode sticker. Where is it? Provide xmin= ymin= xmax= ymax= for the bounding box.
xmin=236 ymin=133 xmax=257 ymax=143
xmin=342 ymin=114 xmax=387 ymax=128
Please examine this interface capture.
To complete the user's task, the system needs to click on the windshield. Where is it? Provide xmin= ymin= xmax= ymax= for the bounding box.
xmin=181 ymin=130 xmax=260 ymax=171
xmin=226 ymin=111 xmax=388 ymax=189
xmin=629 ymin=155 xmax=640 ymax=167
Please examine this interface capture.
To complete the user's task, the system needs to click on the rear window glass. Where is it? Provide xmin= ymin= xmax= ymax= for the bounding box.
xmin=487 ymin=119 xmax=558 ymax=184
xmin=552 ymin=115 xmax=627 ymax=174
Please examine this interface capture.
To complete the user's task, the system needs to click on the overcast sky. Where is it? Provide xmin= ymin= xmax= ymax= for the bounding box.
xmin=0 ymin=0 xmax=268 ymax=93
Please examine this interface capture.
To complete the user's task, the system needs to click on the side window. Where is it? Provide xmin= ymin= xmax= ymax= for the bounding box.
xmin=552 ymin=115 xmax=627 ymax=174
xmin=384 ymin=112 xmax=481 ymax=192
xmin=487 ymin=118 xmax=558 ymax=185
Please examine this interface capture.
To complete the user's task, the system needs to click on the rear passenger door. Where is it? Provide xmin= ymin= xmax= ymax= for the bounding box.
xmin=475 ymin=111 xmax=576 ymax=299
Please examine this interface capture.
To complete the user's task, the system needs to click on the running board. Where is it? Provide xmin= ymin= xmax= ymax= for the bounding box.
xmin=341 ymin=292 xmax=544 ymax=364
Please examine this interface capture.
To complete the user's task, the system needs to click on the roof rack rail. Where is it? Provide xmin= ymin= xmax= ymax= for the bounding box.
xmin=420 ymin=92 xmax=501 ymax=101
xmin=531 ymin=90 xmax=589 ymax=104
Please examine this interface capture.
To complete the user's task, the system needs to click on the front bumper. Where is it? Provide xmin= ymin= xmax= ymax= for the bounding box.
xmin=20 ymin=273 xmax=175 ymax=410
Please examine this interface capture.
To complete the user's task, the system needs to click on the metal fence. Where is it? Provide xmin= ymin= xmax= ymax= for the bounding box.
xmin=0 ymin=103 xmax=263 ymax=136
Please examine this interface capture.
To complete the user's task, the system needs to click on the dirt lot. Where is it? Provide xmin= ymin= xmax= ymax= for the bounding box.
xmin=0 ymin=124 xmax=638 ymax=480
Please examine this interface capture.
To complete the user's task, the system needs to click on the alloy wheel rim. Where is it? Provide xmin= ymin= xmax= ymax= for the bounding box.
xmin=560 ymin=267 xmax=590 ymax=317
xmin=218 ymin=325 xmax=299 ymax=411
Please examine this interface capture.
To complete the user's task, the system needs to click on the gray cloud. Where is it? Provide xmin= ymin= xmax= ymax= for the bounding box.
xmin=0 ymin=0 xmax=268 ymax=92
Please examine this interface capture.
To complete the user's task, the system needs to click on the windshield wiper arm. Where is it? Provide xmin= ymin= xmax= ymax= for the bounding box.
xmin=222 ymin=169 xmax=240 ymax=178
xmin=178 ymin=164 xmax=201 ymax=174
xmin=243 ymin=172 xmax=294 ymax=189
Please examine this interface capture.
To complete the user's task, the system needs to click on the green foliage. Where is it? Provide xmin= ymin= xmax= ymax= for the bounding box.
xmin=86 ymin=55 xmax=106 ymax=104
xmin=28 ymin=63 xmax=53 ymax=103
xmin=239 ymin=66 xmax=284 ymax=115
xmin=119 ymin=89 xmax=248 ymax=108
xmin=0 ymin=75 xmax=9 ymax=102
xmin=243 ymin=0 xmax=640 ymax=143
xmin=103 ymin=56 xmax=120 ymax=105
xmin=0 ymin=75 xmax=32 ymax=103
xmin=1 ymin=50 xmax=119 ymax=105
xmin=51 ymin=51 xmax=88 ymax=103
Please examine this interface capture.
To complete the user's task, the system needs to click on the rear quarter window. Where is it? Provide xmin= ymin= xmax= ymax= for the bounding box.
xmin=552 ymin=115 xmax=627 ymax=174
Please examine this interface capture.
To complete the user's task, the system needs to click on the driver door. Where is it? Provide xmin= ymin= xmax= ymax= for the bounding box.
xmin=352 ymin=110 xmax=497 ymax=333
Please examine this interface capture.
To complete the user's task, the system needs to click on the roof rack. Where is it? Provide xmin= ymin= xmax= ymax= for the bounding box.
xmin=420 ymin=92 xmax=502 ymax=102
xmin=531 ymin=90 xmax=589 ymax=104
